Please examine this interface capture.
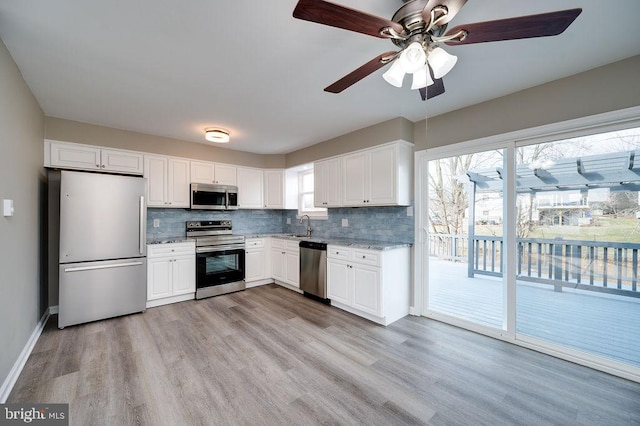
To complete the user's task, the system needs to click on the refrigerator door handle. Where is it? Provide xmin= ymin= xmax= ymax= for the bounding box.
xmin=64 ymin=261 xmax=144 ymax=273
xmin=139 ymin=195 xmax=145 ymax=254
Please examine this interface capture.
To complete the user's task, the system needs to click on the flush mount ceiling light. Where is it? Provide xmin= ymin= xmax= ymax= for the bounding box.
xmin=205 ymin=128 xmax=230 ymax=143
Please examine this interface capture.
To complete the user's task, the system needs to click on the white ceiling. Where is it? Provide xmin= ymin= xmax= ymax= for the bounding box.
xmin=1 ymin=0 xmax=639 ymax=154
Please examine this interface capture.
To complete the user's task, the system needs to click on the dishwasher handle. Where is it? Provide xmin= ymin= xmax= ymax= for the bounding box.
xmin=299 ymin=241 xmax=327 ymax=250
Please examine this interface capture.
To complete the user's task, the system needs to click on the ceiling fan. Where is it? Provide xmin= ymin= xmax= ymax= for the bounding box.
xmin=293 ymin=0 xmax=582 ymax=100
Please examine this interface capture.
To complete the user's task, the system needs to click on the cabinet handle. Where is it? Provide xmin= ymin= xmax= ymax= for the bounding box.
xmin=101 ymin=164 xmax=106 ymax=168
xmin=362 ymin=255 xmax=366 ymax=259
xmin=96 ymin=164 xmax=100 ymax=168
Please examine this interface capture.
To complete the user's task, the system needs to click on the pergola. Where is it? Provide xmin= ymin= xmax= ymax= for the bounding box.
xmin=462 ymin=149 xmax=640 ymax=280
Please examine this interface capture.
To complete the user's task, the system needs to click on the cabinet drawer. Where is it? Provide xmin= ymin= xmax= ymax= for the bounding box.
xmin=271 ymin=238 xmax=287 ymax=249
xmin=352 ymin=249 xmax=380 ymax=266
xmin=147 ymin=242 xmax=195 ymax=258
xmin=328 ymin=245 xmax=350 ymax=260
xmin=286 ymin=241 xmax=301 ymax=252
xmin=245 ymin=238 xmax=265 ymax=249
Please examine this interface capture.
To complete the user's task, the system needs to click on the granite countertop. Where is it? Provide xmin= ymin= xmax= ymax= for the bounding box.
xmin=147 ymin=234 xmax=412 ymax=250
xmin=240 ymin=233 xmax=412 ymax=251
xmin=147 ymin=237 xmax=190 ymax=245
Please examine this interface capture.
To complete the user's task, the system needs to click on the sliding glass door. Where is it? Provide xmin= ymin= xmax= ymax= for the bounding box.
xmin=515 ymin=129 xmax=640 ymax=368
xmin=426 ymin=148 xmax=506 ymax=330
xmin=418 ymin=121 xmax=640 ymax=379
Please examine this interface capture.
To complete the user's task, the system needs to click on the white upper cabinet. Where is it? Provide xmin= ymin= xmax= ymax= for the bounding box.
xmin=342 ymin=141 xmax=412 ymax=207
xmin=190 ymin=161 xmax=237 ymax=185
xmin=314 ymin=157 xmax=342 ymax=207
xmin=236 ymin=167 xmax=264 ymax=209
xmin=263 ymin=169 xmax=285 ymax=209
xmin=144 ymin=155 xmax=190 ymax=208
xmin=47 ymin=140 xmax=143 ymax=175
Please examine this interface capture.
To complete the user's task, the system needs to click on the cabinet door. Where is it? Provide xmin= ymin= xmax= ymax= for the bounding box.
xmin=285 ymin=250 xmax=299 ymax=287
xmin=369 ymin=145 xmax=396 ymax=205
xmin=50 ymin=142 xmax=101 ymax=171
xmin=144 ymin=156 xmax=168 ymax=207
xmin=352 ymin=265 xmax=381 ymax=316
xmin=327 ymin=260 xmax=351 ymax=305
xmin=101 ymin=149 xmax=144 ymax=175
xmin=342 ymin=152 xmax=368 ymax=206
xmin=172 ymin=256 xmax=195 ymax=295
xmin=168 ymin=159 xmax=190 ymax=207
xmin=271 ymin=249 xmax=285 ymax=281
xmin=147 ymin=258 xmax=172 ymax=300
xmin=214 ymin=164 xmax=237 ymax=185
xmin=190 ymin=161 xmax=216 ymax=184
xmin=245 ymin=249 xmax=265 ymax=282
xmin=264 ymin=170 xmax=284 ymax=209
xmin=315 ymin=158 xmax=342 ymax=207
xmin=237 ymin=167 xmax=264 ymax=209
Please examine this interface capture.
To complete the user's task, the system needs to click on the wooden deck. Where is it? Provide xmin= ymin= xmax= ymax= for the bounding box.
xmin=428 ymin=259 xmax=640 ymax=368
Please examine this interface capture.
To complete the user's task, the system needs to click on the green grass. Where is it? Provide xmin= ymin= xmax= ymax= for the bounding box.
xmin=476 ymin=216 xmax=640 ymax=243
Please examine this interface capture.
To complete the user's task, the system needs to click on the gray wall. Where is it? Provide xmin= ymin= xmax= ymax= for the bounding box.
xmin=45 ymin=117 xmax=286 ymax=169
xmin=414 ymin=55 xmax=640 ymax=150
xmin=0 ymin=38 xmax=45 ymax=397
xmin=285 ymin=117 xmax=415 ymax=167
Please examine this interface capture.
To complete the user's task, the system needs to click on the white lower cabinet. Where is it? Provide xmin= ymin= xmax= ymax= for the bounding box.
xmin=147 ymin=242 xmax=195 ymax=308
xmin=245 ymin=238 xmax=271 ymax=287
xmin=327 ymin=245 xmax=410 ymax=325
xmin=270 ymin=238 xmax=300 ymax=289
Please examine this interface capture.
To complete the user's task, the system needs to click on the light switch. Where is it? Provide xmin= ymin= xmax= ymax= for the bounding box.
xmin=286 ymin=218 xmax=291 ymax=224
xmin=407 ymin=206 xmax=413 ymax=217
xmin=3 ymin=199 xmax=14 ymax=217
xmin=342 ymin=218 xmax=348 ymax=227
xmin=153 ymin=219 xmax=160 ymax=228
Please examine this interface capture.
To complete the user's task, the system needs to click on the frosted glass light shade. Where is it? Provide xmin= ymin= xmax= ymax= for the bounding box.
xmin=382 ymin=60 xmax=405 ymax=87
xmin=205 ymin=128 xmax=230 ymax=143
xmin=398 ymin=42 xmax=426 ymax=74
xmin=410 ymin=66 xmax=434 ymax=90
xmin=428 ymin=47 xmax=457 ymax=79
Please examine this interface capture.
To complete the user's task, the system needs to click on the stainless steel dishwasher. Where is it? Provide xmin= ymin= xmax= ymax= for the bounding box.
xmin=299 ymin=241 xmax=328 ymax=302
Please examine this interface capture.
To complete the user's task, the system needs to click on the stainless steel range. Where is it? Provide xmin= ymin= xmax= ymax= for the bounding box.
xmin=186 ymin=220 xmax=245 ymax=299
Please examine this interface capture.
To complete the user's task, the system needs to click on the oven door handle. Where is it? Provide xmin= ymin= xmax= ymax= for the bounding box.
xmin=196 ymin=245 xmax=245 ymax=254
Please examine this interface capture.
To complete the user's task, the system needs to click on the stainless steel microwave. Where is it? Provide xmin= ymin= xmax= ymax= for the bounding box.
xmin=190 ymin=183 xmax=239 ymax=210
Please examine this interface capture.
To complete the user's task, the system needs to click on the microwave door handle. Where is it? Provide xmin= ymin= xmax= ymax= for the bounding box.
xmin=225 ymin=190 xmax=230 ymax=209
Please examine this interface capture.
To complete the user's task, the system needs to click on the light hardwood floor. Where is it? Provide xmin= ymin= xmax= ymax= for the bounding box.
xmin=9 ymin=284 xmax=640 ymax=425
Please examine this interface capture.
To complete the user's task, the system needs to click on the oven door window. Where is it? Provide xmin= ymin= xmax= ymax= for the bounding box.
xmin=196 ymin=249 xmax=245 ymax=288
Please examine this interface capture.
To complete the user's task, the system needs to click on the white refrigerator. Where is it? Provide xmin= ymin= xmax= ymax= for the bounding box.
xmin=58 ymin=170 xmax=147 ymax=328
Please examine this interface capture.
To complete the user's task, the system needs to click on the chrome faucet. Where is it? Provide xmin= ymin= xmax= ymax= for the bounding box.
xmin=299 ymin=214 xmax=312 ymax=237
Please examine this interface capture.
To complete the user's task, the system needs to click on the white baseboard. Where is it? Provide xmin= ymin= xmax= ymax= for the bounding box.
xmin=0 ymin=308 xmax=51 ymax=403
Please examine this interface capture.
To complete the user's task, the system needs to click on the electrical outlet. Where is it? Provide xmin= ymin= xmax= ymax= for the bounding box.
xmin=286 ymin=218 xmax=291 ymax=224
xmin=342 ymin=218 xmax=348 ymax=227
xmin=153 ymin=218 xmax=160 ymax=228
xmin=407 ymin=206 xmax=414 ymax=217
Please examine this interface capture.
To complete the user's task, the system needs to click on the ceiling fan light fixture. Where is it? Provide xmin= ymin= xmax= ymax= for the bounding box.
xmin=398 ymin=41 xmax=426 ymax=74
xmin=382 ymin=59 xmax=405 ymax=87
xmin=428 ymin=46 xmax=457 ymax=79
xmin=205 ymin=128 xmax=230 ymax=143
xmin=410 ymin=66 xmax=434 ymax=90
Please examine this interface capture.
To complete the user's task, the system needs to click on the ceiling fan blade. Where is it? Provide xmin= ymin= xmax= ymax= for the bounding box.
xmin=293 ymin=0 xmax=403 ymax=39
xmin=422 ymin=0 xmax=468 ymax=26
xmin=325 ymin=51 xmax=397 ymax=93
xmin=444 ymin=8 xmax=582 ymax=46
xmin=419 ymin=77 xmax=445 ymax=101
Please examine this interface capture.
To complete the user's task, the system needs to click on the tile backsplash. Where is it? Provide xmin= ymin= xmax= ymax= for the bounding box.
xmin=284 ymin=205 xmax=414 ymax=243
xmin=147 ymin=205 xmax=415 ymax=243
xmin=146 ymin=208 xmax=286 ymax=240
